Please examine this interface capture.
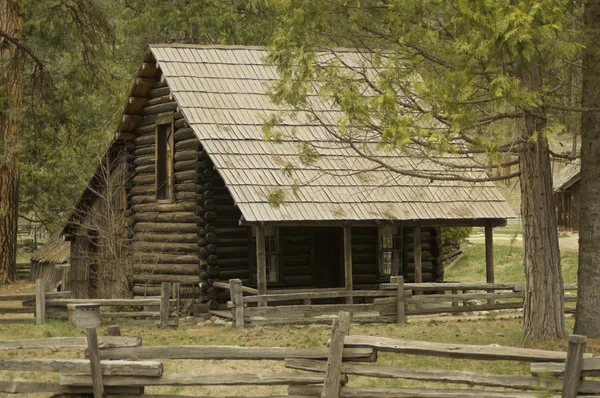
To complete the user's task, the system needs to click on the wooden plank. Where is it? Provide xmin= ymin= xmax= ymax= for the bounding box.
xmin=243 ymin=290 xmax=397 ymax=304
xmin=212 ymin=281 xmax=259 ymax=295
xmin=0 ymin=381 xmax=141 ymax=394
xmin=35 ymin=278 xmax=45 ymax=325
xmin=86 ymin=328 xmax=103 ymax=398
xmin=322 ymin=311 xmax=350 ymax=397
xmin=0 ymin=291 xmax=70 ymax=301
xmin=244 ymin=302 xmax=395 ymax=319
xmin=230 ymin=279 xmax=244 ymax=328
xmin=0 ymin=306 xmax=35 ymax=313
xmin=288 ymin=385 xmax=600 ymax=398
xmin=0 ymin=358 xmax=162 ymax=376
xmin=414 ymin=225 xmax=422 ymax=284
xmin=95 ymin=345 xmax=376 ymax=361
xmin=45 ymin=298 xmax=162 ymax=307
xmin=0 ymin=336 xmax=142 ymax=350
xmin=256 ymin=225 xmax=267 ymax=300
xmin=404 ymin=301 xmax=524 ymax=316
xmin=391 ymin=276 xmax=405 ymax=323
xmin=344 ymin=335 xmax=587 ymax=362
xmin=160 ymin=283 xmax=171 ymax=328
xmin=61 ymin=373 xmax=325 ymax=387
xmin=533 ymin=357 xmax=600 ymax=377
xmin=343 ymin=225 xmax=353 ymax=304
xmin=407 ymin=291 xmax=523 ymax=303
xmin=286 ymin=359 xmax=600 ymax=393
xmin=0 ymin=318 xmax=35 ymax=325
xmin=563 ymin=335 xmax=587 ymax=398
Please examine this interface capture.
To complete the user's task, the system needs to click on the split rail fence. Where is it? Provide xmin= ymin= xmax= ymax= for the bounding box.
xmin=0 ymin=280 xmax=179 ymax=327
xmin=226 ymin=278 xmax=579 ymax=327
xmin=0 ymin=311 xmax=594 ymax=397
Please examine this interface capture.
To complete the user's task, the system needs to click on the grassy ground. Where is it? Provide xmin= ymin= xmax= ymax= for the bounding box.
xmin=446 ymin=242 xmax=578 ymax=284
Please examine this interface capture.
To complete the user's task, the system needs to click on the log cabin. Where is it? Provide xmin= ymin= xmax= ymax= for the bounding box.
xmin=553 ymin=163 xmax=580 ymax=232
xmin=61 ymin=45 xmax=515 ymax=302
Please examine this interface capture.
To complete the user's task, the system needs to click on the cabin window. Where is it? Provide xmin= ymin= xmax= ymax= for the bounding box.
xmin=251 ymin=226 xmax=280 ymax=284
xmin=155 ymin=121 xmax=174 ymax=200
xmin=378 ymin=225 xmax=402 ymax=276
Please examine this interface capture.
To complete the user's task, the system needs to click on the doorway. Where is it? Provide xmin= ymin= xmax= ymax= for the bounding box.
xmin=311 ymin=227 xmax=344 ymax=288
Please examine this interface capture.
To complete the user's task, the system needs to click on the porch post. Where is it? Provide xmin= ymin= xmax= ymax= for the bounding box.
xmin=485 ymin=223 xmax=494 ymax=283
xmin=413 ymin=224 xmax=422 ymax=284
xmin=255 ymin=225 xmax=267 ymax=301
xmin=343 ymin=225 xmax=353 ymax=304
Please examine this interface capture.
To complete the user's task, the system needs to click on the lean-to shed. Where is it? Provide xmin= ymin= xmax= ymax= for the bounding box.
xmin=62 ymin=45 xmax=515 ymax=302
xmin=30 ymin=233 xmax=71 ymax=292
xmin=553 ymin=163 xmax=580 ymax=232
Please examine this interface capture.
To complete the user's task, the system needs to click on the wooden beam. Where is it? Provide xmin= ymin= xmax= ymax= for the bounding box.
xmin=35 ymin=279 xmax=45 ymax=325
xmin=322 ymin=312 xmax=351 ymax=397
xmin=131 ymin=78 xmax=155 ymax=97
xmin=344 ymin=225 xmax=353 ymax=304
xmin=562 ymin=335 xmax=587 ymax=398
xmin=255 ymin=225 xmax=267 ymax=301
xmin=413 ymin=224 xmax=422 ymax=288
xmin=139 ymin=62 xmax=158 ymax=79
xmin=86 ymin=328 xmax=103 ymax=398
xmin=485 ymin=223 xmax=495 ymax=284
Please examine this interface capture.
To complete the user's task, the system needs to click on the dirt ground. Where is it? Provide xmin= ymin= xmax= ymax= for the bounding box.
xmin=469 ymin=232 xmax=579 ymax=251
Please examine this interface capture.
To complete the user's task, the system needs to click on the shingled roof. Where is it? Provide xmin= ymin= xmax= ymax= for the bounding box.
xmin=143 ymin=45 xmax=514 ymax=224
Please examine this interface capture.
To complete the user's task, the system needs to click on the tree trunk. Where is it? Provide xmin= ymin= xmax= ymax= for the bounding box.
xmin=519 ymin=64 xmax=565 ymax=340
xmin=0 ymin=0 xmax=23 ymax=283
xmin=574 ymin=0 xmax=600 ymax=337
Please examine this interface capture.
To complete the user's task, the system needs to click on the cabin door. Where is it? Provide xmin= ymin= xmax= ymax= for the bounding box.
xmin=311 ymin=227 xmax=344 ymax=288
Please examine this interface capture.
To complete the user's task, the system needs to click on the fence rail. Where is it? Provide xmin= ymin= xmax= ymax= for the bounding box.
xmin=0 ymin=280 xmax=180 ymax=327
xmin=0 ymin=311 xmax=591 ymax=397
xmin=226 ymin=278 xmax=579 ymax=327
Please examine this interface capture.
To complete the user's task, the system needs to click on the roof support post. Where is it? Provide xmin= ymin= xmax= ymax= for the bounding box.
xmin=485 ymin=223 xmax=495 ymax=284
xmin=413 ymin=224 xmax=422 ymax=284
xmin=343 ymin=225 xmax=353 ymax=304
xmin=255 ymin=225 xmax=267 ymax=305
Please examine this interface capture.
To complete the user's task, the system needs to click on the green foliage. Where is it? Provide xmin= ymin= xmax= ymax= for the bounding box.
xmin=265 ymin=187 xmax=285 ymax=208
xmin=441 ymin=227 xmax=473 ymax=248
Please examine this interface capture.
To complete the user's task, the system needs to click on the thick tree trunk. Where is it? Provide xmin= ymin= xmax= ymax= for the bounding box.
xmin=574 ymin=0 xmax=600 ymax=337
xmin=0 ymin=0 xmax=23 ymax=283
xmin=519 ymin=64 xmax=565 ymax=340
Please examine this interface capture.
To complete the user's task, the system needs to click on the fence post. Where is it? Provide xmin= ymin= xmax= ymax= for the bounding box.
xmin=391 ymin=276 xmax=406 ymax=324
xmin=562 ymin=334 xmax=587 ymax=398
xmin=35 ymin=278 xmax=45 ymax=325
xmin=160 ymin=282 xmax=171 ymax=328
xmin=86 ymin=327 xmax=103 ymax=398
xmin=229 ymin=279 xmax=244 ymax=328
xmin=321 ymin=311 xmax=351 ymax=397
xmin=172 ymin=282 xmax=180 ymax=315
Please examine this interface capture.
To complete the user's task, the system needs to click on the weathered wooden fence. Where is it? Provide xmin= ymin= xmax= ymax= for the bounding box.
xmin=0 ymin=280 xmax=179 ymax=327
xmin=226 ymin=278 xmax=579 ymax=327
xmin=0 ymin=312 xmax=594 ymax=397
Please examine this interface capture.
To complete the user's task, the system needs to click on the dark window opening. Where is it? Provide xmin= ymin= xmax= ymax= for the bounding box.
xmin=250 ymin=226 xmax=280 ymax=284
xmin=378 ymin=225 xmax=402 ymax=277
xmin=156 ymin=122 xmax=174 ymax=200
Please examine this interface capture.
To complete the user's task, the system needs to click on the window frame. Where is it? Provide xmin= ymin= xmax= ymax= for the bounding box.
xmin=155 ymin=119 xmax=175 ymax=201
xmin=250 ymin=226 xmax=281 ymax=285
xmin=378 ymin=225 xmax=403 ymax=278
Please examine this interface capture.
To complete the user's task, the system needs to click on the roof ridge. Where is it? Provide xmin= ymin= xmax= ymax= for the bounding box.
xmin=149 ymin=44 xmax=269 ymax=51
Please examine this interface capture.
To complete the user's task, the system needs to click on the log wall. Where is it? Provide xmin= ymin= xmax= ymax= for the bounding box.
xmin=130 ymin=80 xmax=203 ymax=297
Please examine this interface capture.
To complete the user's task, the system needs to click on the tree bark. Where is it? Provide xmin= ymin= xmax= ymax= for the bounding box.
xmin=0 ymin=0 xmax=23 ymax=284
xmin=519 ymin=64 xmax=565 ymax=340
xmin=574 ymin=0 xmax=600 ymax=337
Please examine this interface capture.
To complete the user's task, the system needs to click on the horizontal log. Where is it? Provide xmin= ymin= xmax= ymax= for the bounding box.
xmin=133 ymin=155 xmax=155 ymax=167
xmin=0 ymin=358 xmax=163 ymax=377
xmin=380 ymin=282 xmax=528 ymax=292
xmin=133 ymin=212 xmax=198 ymax=224
xmin=95 ymin=345 xmax=376 ymax=361
xmin=0 ymin=381 xmax=142 ymax=394
xmin=129 ymin=195 xmax=155 ymax=205
xmin=132 ymin=241 xmax=198 ymax=253
xmin=0 ymin=291 xmax=70 ymax=302
xmin=132 ymin=174 xmax=156 ymax=185
xmin=288 ymin=385 xmax=582 ymax=398
xmin=149 ymin=85 xmax=170 ymax=98
xmin=175 ymin=138 xmax=201 ymax=151
xmin=174 ymin=150 xmax=199 ymax=162
xmin=175 ymin=170 xmax=197 ymax=183
xmin=343 ymin=336 xmax=587 ymax=362
xmin=134 ymin=232 xmax=197 ymax=243
xmin=133 ymin=164 xmax=154 ymax=175
xmin=0 ymin=336 xmax=142 ymax=350
xmin=532 ymin=357 xmax=600 ymax=377
xmin=61 ymin=372 xmax=323 ymax=387
xmin=134 ymin=223 xmax=197 ymax=233
xmin=286 ymin=359 xmax=591 ymax=393
xmin=132 ymin=252 xmax=198 ymax=264
xmin=244 ymin=303 xmax=395 ymax=319
xmin=174 ymin=127 xmax=196 ymax=141
xmin=132 ymin=202 xmax=196 ymax=213
xmin=133 ymin=263 xmax=199 ymax=275
xmin=133 ymin=146 xmax=155 ymax=157
xmin=142 ymin=101 xmax=177 ymax=116
xmin=0 ymin=307 xmax=35 ymax=314
xmin=212 ymin=281 xmax=259 ymax=295
xmin=45 ymin=299 xmax=166 ymax=307
xmin=129 ymin=185 xmax=155 ymax=196
xmin=134 ymin=134 xmax=155 ymax=146
xmin=408 ymin=291 xmax=524 ymax=303
xmin=133 ymin=274 xmax=200 ymax=284
xmin=243 ymin=290 xmax=399 ymax=304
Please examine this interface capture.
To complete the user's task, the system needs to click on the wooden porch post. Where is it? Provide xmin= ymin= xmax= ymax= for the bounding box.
xmin=255 ymin=225 xmax=267 ymax=301
xmin=413 ymin=224 xmax=422 ymax=284
xmin=343 ymin=225 xmax=353 ymax=304
xmin=485 ymin=223 xmax=494 ymax=284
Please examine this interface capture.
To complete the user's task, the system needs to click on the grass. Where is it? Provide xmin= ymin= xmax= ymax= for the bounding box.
xmin=446 ymin=242 xmax=578 ymax=284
